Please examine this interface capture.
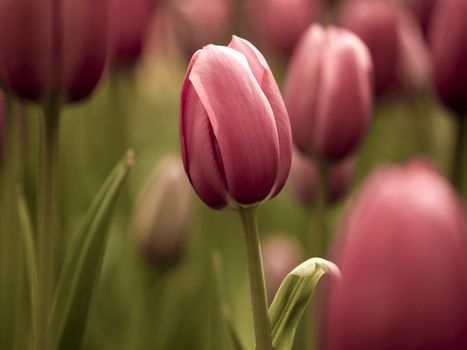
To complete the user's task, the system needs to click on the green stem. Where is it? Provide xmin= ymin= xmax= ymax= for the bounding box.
xmin=36 ymin=99 xmax=60 ymax=350
xmin=238 ymin=207 xmax=272 ymax=350
xmin=452 ymin=115 xmax=466 ymax=194
xmin=314 ymin=160 xmax=329 ymax=257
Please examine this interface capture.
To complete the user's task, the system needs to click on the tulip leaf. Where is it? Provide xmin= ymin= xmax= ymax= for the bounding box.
xmin=49 ymin=150 xmax=134 ymax=350
xmin=16 ymin=185 xmax=38 ymax=342
xmin=269 ymin=258 xmax=340 ymax=350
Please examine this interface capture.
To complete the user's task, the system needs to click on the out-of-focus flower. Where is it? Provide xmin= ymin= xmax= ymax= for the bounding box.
xmin=111 ymin=0 xmax=155 ymax=68
xmin=404 ymin=0 xmax=439 ymax=35
xmin=246 ymin=0 xmax=323 ymax=57
xmin=169 ymin=0 xmax=232 ymax=58
xmin=429 ymin=0 xmax=467 ymax=115
xmin=322 ymin=161 xmax=467 ymax=350
xmin=284 ymin=24 xmax=373 ymax=161
xmin=0 ymin=0 xmax=111 ymax=103
xmin=180 ymin=36 xmax=292 ymax=210
xmin=262 ymin=233 xmax=303 ymax=304
xmin=288 ymin=149 xmax=355 ymax=205
xmin=134 ymin=155 xmax=193 ymax=265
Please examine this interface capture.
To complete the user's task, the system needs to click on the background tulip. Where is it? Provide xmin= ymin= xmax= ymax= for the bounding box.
xmin=288 ymin=149 xmax=354 ymax=205
xmin=284 ymin=24 xmax=373 ymax=160
xmin=180 ymin=36 xmax=292 ymax=210
xmin=262 ymin=233 xmax=303 ymax=304
xmin=0 ymin=0 xmax=111 ymax=102
xmin=246 ymin=0 xmax=323 ymax=57
xmin=134 ymin=155 xmax=193 ymax=265
xmin=322 ymin=161 xmax=467 ymax=350
xmin=111 ymin=0 xmax=156 ymax=68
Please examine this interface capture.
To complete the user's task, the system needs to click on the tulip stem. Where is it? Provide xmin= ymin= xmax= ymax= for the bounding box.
xmin=452 ymin=115 xmax=466 ymax=194
xmin=239 ymin=207 xmax=272 ymax=350
xmin=315 ymin=160 xmax=329 ymax=256
xmin=36 ymin=98 xmax=60 ymax=350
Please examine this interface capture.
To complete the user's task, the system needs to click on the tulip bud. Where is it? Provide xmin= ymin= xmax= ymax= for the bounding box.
xmin=0 ymin=0 xmax=111 ymax=103
xmin=134 ymin=155 xmax=193 ymax=265
xmin=262 ymin=233 xmax=303 ymax=304
xmin=429 ymin=0 xmax=467 ymax=115
xmin=246 ymin=0 xmax=323 ymax=57
xmin=322 ymin=161 xmax=467 ymax=350
xmin=180 ymin=36 xmax=292 ymax=210
xmin=111 ymin=0 xmax=155 ymax=68
xmin=169 ymin=0 xmax=232 ymax=58
xmin=288 ymin=150 xmax=355 ymax=205
xmin=284 ymin=24 xmax=373 ymax=161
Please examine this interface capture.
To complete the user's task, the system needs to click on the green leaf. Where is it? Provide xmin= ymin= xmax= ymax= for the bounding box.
xmin=16 ymin=185 xmax=39 ymax=343
xmin=49 ymin=150 xmax=134 ymax=350
xmin=269 ymin=258 xmax=340 ymax=350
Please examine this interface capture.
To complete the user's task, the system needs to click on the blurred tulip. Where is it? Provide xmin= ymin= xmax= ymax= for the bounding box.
xmin=169 ymin=0 xmax=232 ymax=58
xmin=246 ymin=0 xmax=323 ymax=57
xmin=288 ymin=150 xmax=355 ymax=205
xmin=111 ymin=0 xmax=155 ymax=67
xmin=284 ymin=24 xmax=373 ymax=160
xmin=134 ymin=155 xmax=193 ymax=265
xmin=322 ymin=161 xmax=467 ymax=350
xmin=0 ymin=0 xmax=111 ymax=102
xmin=180 ymin=36 xmax=292 ymax=210
xmin=404 ymin=0 xmax=439 ymax=35
xmin=262 ymin=233 xmax=303 ymax=304
xmin=429 ymin=0 xmax=467 ymax=115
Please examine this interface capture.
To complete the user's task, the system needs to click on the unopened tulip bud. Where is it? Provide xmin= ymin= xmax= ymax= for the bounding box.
xmin=246 ymin=0 xmax=323 ymax=57
xmin=111 ymin=0 xmax=155 ymax=67
xmin=0 ymin=0 xmax=111 ymax=102
xmin=322 ymin=160 xmax=467 ymax=350
xmin=134 ymin=155 xmax=193 ymax=265
xmin=429 ymin=0 xmax=467 ymax=115
xmin=180 ymin=36 xmax=292 ymax=210
xmin=288 ymin=150 xmax=354 ymax=205
xmin=285 ymin=24 xmax=373 ymax=161
xmin=262 ymin=233 xmax=303 ymax=304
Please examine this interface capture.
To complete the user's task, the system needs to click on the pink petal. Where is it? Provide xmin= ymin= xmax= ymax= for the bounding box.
xmin=189 ymin=45 xmax=279 ymax=205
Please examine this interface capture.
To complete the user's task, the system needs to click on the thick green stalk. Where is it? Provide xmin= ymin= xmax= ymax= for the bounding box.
xmin=452 ymin=115 xmax=466 ymax=194
xmin=239 ymin=207 xmax=272 ymax=350
xmin=36 ymin=99 xmax=60 ymax=350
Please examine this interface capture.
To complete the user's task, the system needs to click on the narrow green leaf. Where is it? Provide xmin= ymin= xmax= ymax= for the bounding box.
xmin=16 ymin=185 xmax=39 ymax=343
xmin=269 ymin=258 xmax=340 ymax=350
xmin=49 ymin=150 xmax=134 ymax=350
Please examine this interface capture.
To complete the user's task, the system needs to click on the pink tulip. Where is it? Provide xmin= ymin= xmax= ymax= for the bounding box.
xmin=429 ymin=0 xmax=467 ymax=115
xmin=111 ymin=0 xmax=155 ymax=67
xmin=322 ymin=161 xmax=467 ymax=350
xmin=246 ymin=0 xmax=323 ymax=57
xmin=288 ymin=149 xmax=355 ymax=205
xmin=284 ymin=24 xmax=373 ymax=160
xmin=0 ymin=0 xmax=111 ymax=102
xmin=180 ymin=36 xmax=292 ymax=210
xmin=262 ymin=233 xmax=303 ymax=304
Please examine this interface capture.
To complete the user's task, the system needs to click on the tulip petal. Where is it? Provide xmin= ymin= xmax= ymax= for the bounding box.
xmin=180 ymin=51 xmax=229 ymax=209
xmin=189 ymin=45 xmax=279 ymax=205
xmin=229 ymin=36 xmax=292 ymax=196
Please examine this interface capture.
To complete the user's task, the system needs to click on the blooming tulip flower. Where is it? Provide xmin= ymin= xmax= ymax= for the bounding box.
xmin=0 ymin=0 xmax=111 ymax=102
xmin=111 ymin=0 xmax=155 ymax=67
xmin=284 ymin=24 xmax=373 ymax=161
xmin=288 ymin=150 xmax=354 ymax=206
xmin=134 ymin=155 xmax=192 ymax=265
xmin=246 ymin=0 xmax=323 ymax=57
xmin=322 ymin=161 xmax=467 ymax=350
xmin=180 ymin=36 xmax=292 ymax=210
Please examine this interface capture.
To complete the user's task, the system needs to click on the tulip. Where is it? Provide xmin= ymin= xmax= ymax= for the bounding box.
xmin=284 ymin=24 xmax=373 ymax=161
xmin=180 ymin=35 xmax=292 ymax=210
xmin=262 ymin=233 xmax=303 ymax=304
xmin=288 ymin=150 xmax=355 ymax=206
xmin=111 ymin=0 xmax=155 ymax=68
xmin=322 ymin=161 xmax=467 ymax=350
xmin=134 ymin=155 xmax=193 ymax=265
xmin=246 ymin=0 xmax=323 ymax=57
xmin=169 ymin=0 xmax=232 ymax=58
xmin=0 ymin=0 xmax=111 ymax=103
xmin=405 ymin=0 xmax=439 ymax=35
